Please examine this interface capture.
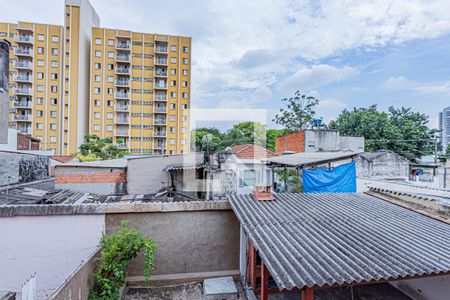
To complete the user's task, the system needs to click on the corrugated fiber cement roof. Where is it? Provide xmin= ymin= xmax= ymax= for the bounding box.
xmin=228 ymin=193 xmax=450 ymax=290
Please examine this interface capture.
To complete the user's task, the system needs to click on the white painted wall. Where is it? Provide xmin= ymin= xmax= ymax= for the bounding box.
xmin=0 ymin=214 xmax=104 ymax=299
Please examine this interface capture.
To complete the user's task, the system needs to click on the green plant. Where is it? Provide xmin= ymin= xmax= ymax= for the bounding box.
xmin=88 ymin=221 xmax=156 ymax=300
xmin=276 ymin=169 xmax=302 ymax=192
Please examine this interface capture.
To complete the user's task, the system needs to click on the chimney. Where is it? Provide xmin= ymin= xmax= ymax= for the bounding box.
xmin=252 ymin=185 xmax=275 ymax=201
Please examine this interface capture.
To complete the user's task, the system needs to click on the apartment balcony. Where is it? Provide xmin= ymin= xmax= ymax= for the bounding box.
xmin=115 ymin=67 xmax=130 ymax=75
xmin=154 ymin=119 xmax=167 ymax=125
xmin=13 ymin=114 xmax=33 ymax=122
xmin=14 ymin=48 xmax=33 ymax=57
xmin=115 ymin=104 xmax=130 ymax=112
xmin=154 ymin=142 xmax=165 ymax=149
xmin=115 ymin=143 xmax=129 ymax=149
xmin=154 ymin=70 xmax=167 ymax=77
xmin=116 ymin=33 xmax=131 ymax=39
xmin=114 ymin=129 xmax=128 ymax=137
xmin=116 ymin=55 xmax=130 ymax=63
xmin=116 ymin=42 xmax=130 ymax=51
xmin=154 ymin=94 xmax=167 ymax=101
xmin=115 ymin=79 xmax=130 ymax=87
xmin=155 ymin=46 xmax=168 ymax=54
xmin=115 ymin=91 xmax=130 ymax=99
xmin=16 ymin=26 xmax=34 ymax=33
xmin=18 ymin=127 xmax=33 ymax=134
xmin=14 ymin=74 xmax=33 ymax=83
xmin=14 ymin=88 xmax=32 ymax=96
xmin=14 ymin=61 xmax=33 ymax=70
xmin=154 ymin=106 xmax=167 ymax=113
xmin=154 ymin=58 xmax=168 ymax=66
xmin=154 ymin=83 xmax=167 ymax=90
xmin=154 ymin=131 xmax=166 ymax=137
xmin=14 ymin=36 xmax=33 ymax=44
xmin=13 ymin=101 xmax=32 ymax=109
xmin=155 ymin=36 xmax=168 ymax=42
xmin=115 ymin=117 xmax=130 ymax=124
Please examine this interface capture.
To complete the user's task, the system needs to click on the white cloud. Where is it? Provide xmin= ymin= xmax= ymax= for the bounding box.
xmin=278 ymin=64 xmax=358 ymax=93
xmin=381 ymin=76 xmax=450 ymax=95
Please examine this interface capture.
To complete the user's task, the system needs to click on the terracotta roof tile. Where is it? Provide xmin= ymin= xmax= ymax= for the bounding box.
xmin=230 ymin=144 xmax=277 ymax=159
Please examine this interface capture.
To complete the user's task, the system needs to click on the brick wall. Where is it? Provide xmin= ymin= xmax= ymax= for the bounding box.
xmin=275 ymin=131 xmax=305 ymax=155
xmin=17 ymin=133 xmax=40 ymax=151
xmin=55 ymin=168 xmax=127 ymax=184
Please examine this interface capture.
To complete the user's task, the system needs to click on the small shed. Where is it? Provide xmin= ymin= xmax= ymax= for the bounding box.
xmin=356 ymin=151 xmax=410 ymax=180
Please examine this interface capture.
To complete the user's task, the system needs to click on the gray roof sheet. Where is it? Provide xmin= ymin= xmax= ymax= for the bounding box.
xmin=263 ymin=151 xmax=358 ymax=167
xmin=228 ymin=193 xmax=450 ymax=290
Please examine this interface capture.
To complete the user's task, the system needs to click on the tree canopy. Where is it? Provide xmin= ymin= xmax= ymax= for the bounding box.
xmin=78 ymin=134 xmax=123 ymax=161
xmin=273 ymin=91 xmax=319 ymax=131
xmin=329 ymin=105 xmax=436 ymax=161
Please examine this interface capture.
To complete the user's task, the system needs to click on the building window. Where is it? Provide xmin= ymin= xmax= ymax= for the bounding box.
xmin=181 ymin=138 xmax=186 ymax=145
xmin=170 ymin=68 xmax=176 ymax=75
xmin=107 ymin=113 xmax=113 ymax=119
xmin=50 ymin=123 xmax=57 ymax=129
xmin=182 ymin=58 xmax=188 ymax=64
xmin=38 ymin=34 xmax=45 ymax=41
xmin=182 ymin=81 xmax=188 ymax=87
xmin=182 ymin=115 xmax=188 ymax=121
xmin=170 ymin=92 xmax=176 ymax=98
xmin=95 ymin=63 xmax=101 ymax=69
xmin=50 ymin=136 xmax=57 ymax=143
xmin=95 ymin=50 xmax=101 ymax=57
xmin=37 ymin=47 xmax=44 ymax=54
xmin=37 ymin=72 xmax=44 ymax=79
xmin=171 ymin=45 xmax=177 ymax=52
xmin=170 ymin=80 xmax=176 ymax=87
xmin=36 ymin=110 xmax=43 ymax=117
xmin=37 ymin=60 xmax=44 ymax=66
xmin=170 ymin=139 xmax=175 ymax=145
xmin=170 ymin=103 xmax=176 ymax=109
xmin=181 ymin=127 xmax=186 ymax=133
xmin=170 ymin=57 xmax=177 ymax=63
xmin=95 ymin=75 xmax=101 ymax=82
xmin=94 ymin=87 xmax=101 ymax=94
xmin=94 ymin=125 xmax=100 ymax=131
xmin=51 ymin=48 xmax=58 ymax=55
xmin=51 ymin=61 xmax=58 ymax=67
xmin=36 ymin=98 xmax=44 ymax=104
xmin=51 ymin=86 xmax=57 ymax=93
xmin=107 ymin=64 xmax=114 ymax=70
xmin=108 ymin=39 xmax=114 ymax=46
xmin=170 ymin=115 xmax=176 ymax=121
xmin=95 ymin=38 xmax=102 ymax=45
xmin=182 ymin=69 xmax=188 ymax=76
xmin=170 ymin=127 xmax=175 ymax=133
xmin=51 ymin=35 xmax=59 ymax=42
xmin=37 ymin=85 xmax=44 ymax=92
xmin=51 ymin=73 xmax=58 ymax=80
xmin=51 ymin=98 xmax=57 ymax=105
xmin=107 ymin=88 xmax=113 ymax=94
xmin=36 ymin=123 xmax=43 ymax=129
xmin=106 ymin=125 xmax=113 ymax=131
xmin=107 ymin=76 xmax=113 ymax=82
xmin=50 ymin=111 xmax=57 ymax=117
xmin=182 ymin=92 xmax=188 ymax=99
xmin=182 ymin=104 xmax=188 ymax=109
xmin=183 ymin=46 xmax=189 ymax=53
xmin=107 ymin=100 xmax=113 ymax=106
xmin=94 ymin=112 xmax=100 ymax=119
xmin=94 ymin=100 xmax=101 ymax=106
xmin=108 ymin=51 xmax=114 ymax=58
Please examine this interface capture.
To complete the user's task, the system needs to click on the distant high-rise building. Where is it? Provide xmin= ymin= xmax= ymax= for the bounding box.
xmin=90 ymin=28 xmax=191 ymax=154
xmin=439 ymin=107 xmax=450 ymax=153
xmin=0 ymin=0 xmax=191 ymax=155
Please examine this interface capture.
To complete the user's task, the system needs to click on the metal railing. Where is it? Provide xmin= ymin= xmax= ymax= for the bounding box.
xmin=14 ymin=61 xmax=33 ymax=69
xmin=115 ymin=79 xmax=130 ymax=86
xmin=155 ymin=47 xmax=167 ymax=53
xmin=115 ymin=117 xmax=129 ymax=124
xmin=155 ymin=59 xmax=167 ymax=65
xmin=115 ymin=92 xmax=130 ymax=99
xmin=154 ymin=106 xmax=166 ymax=113
xmin=116 ymin=43 xmax=130 ymax=49
xmin=116 ymin=67 xmax=130 ymax=74
xmin=154 ymin=119 xmax=166 ymax=125
xmin=13 ymin=101 xmax=32 ymax=108
xmin=155 ymin=70 xmax=167 ymax=76
xmin=14 ymin=114 xmax=32 ymax=121
xmin=14 ymin=74 xmax=33 ymax=82
xmin=14 ymin=88 xmax=32 ymax=95
xmin=115 ymin=104 xmax=129 ymax=111
xmin=116 ymin=55 xmax=130 ymax=62
xmin=154 ymin=131 xmax=166 ymax=137
xmin=14 ymin=36 xmax=33 ymax=43
xmin=154 ymin=94 xmax=167 ymax=101
xmin=115 ymin=143 xmax=129 ymax=149
xmin=14 ymin=48 xmax=33 ymax=56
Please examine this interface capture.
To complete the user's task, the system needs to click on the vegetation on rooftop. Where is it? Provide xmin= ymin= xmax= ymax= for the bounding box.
xmin=88 ymin=221 xmax=156 ymax=300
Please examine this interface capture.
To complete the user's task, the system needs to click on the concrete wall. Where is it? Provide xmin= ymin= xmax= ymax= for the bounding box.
xmin=340 ymin=136 xmax=365 ymax=152
xmin=0 ymin=150 xmax=50 ymax=186
xmin=391 ymin=275 xmax=450 ymax=300
xmin=357 ymin=152 xmax=410 ymax=179
xmin=55 ymin=166 xmax=127 ymax=194
xmin=127 ymin=153 xmax=203 ymax=195
xmin=304 ymin=130 xmax=340 ymax=152
xmin=0 ymin=214 xmax=104 ymax=300
xmin=48 ymin=248 xmax=100 ymax=300
xmin=105 ymin=206 xmax=240 ymax=280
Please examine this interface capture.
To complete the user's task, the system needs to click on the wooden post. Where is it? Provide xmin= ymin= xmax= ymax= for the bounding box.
xmin=284 ymin=166 xmax=287 ymax=192
xmin=301 ymin=287 xmax=314 ymax=300
xmin=261 ymin=263 xmax=269 ymax=300
xmin=247 ymin=241 xmax=257 ymax=290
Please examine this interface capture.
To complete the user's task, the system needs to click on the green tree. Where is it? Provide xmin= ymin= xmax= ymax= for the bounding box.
xmin=329 ymin=105 xmax=436 ymax=161
xmin=273 ymin=91 xmax=319 ymax=131
xmin=266 ymin=129 xmax=286 ymax=152
xmin=191 ymin=127 xmax=222 ymax=151
xmin=78 ymin=134 xmax=123 ymax=161
xmin=222 ymin=122 xmax=267 ymax=148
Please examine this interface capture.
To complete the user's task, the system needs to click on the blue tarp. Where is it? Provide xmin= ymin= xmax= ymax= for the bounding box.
xmin=303 ymin=161 xmax=356 ymax=193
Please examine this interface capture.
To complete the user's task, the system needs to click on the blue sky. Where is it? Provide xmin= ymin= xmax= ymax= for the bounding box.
xmin=3 ymin=0 xmax=450 ymax=129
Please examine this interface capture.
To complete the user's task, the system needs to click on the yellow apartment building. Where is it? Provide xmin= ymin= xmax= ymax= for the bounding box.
xmin=0 ymin=21 xmax=64 ymax=153
xmin=90 ymin=28 xmax=191 ymax=154
xmin=0 ymin=0 xmax=190 ymax=155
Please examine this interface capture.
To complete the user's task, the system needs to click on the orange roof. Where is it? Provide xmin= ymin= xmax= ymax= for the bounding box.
xmin=230 ymin=144 xmax=278 ymax=159
xmin=52 ymin=155 xmax=75 ymax=163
